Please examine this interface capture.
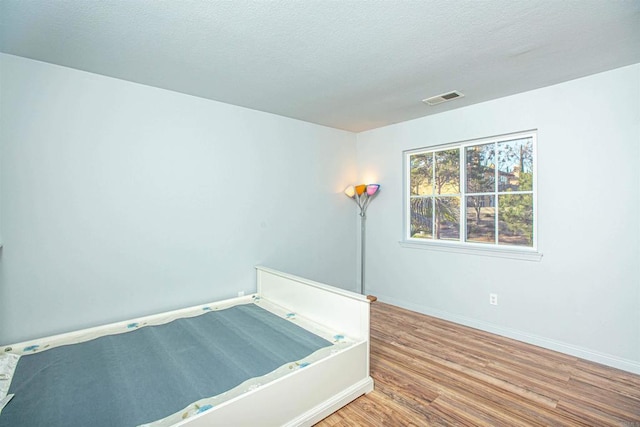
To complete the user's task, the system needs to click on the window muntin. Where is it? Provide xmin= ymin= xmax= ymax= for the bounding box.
xmin=406 ymin=131 xmax=536 ymax=250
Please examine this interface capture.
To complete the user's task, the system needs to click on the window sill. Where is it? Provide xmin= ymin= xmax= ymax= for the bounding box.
xmin=399 ymin=240 xmax=543 ymax=262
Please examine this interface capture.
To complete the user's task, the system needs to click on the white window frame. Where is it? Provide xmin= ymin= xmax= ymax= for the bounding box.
xmin=400 ymin=130 xmax=542 ymax=261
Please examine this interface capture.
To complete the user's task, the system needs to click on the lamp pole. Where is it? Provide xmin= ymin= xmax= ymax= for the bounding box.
xmin=344 ymin=184 xmax=380 ymax=295
xmin=359 ymin=209 xmax=367 ymax=295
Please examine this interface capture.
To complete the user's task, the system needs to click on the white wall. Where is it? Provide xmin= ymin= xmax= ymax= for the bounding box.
xmin=357 ymin=64 xmax=640 ymax=373
xmin=0 ymin=54 xmax=358 ymax=344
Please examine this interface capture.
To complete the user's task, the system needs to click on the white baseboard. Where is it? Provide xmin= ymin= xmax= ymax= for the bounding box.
xmin=377 ymin=294 xmax=640 ymax=375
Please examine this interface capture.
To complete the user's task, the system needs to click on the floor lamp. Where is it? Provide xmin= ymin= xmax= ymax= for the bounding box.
xmin=344 ymin=184 xmax=380 ymax=295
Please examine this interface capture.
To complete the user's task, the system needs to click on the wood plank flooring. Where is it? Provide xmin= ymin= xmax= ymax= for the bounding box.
xmin=315 ymin=302 xmax=640 ymax=426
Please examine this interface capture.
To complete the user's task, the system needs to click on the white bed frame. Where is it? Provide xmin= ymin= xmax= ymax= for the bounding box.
xmin=182 ymin=267 xmax=374 ymax=426
xmin=3 ymin=267 xmax=374 ymax=427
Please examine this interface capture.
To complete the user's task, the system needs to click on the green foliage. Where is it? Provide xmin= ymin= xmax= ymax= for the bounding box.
xmin=466 ymin=144 xmax=495 ymax=193
xmin=410 ymin=197 xmax=432 ymax=237
xmin=434 ymin=149 xmax=460 ymax=194
xmin=498 ymin=194 xmax=533 ymax=245
xmin=519 ymin=172 xmax=533 ymax=191
xmin=410 ymin=154 xmax=432 ymax=195
xmin=410 ymin=197 xmax=459 ymax=239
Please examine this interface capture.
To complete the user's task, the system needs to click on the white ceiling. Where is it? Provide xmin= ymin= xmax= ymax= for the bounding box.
xmin=1 ymin=0 xmax=639 ymax=132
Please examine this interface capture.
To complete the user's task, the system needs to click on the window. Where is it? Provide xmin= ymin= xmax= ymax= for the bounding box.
xmin=404 ymin=130 xmax=538 ymax=259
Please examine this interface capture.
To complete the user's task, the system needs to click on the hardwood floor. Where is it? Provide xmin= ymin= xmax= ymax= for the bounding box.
xmin=316 ymin=302 xmax=640 ymax=426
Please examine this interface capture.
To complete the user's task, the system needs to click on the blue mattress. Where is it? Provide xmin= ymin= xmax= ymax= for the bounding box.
xmin=0 ymin=303 xmax=331 ymax=426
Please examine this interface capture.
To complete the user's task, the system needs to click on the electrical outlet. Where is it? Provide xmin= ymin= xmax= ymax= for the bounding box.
xmin=489 ymin=293 xmax=498 ymax=305
xmin=238 ymin=291 xmax=245 ymax=297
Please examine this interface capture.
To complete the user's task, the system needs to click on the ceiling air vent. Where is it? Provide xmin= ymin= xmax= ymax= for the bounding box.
xmin=422 ymin=90 xmax=465 ymax=106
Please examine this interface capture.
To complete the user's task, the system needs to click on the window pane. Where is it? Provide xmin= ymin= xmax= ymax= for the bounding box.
xmin=410 ymin=197 xmax=433 ymax=238
xmin=498 ymin=194 xmax=533 ymax=246
xmin=435 ymin=196 xmax=460 ymax=240
xmin=466 ymin=143 xmax=495 ymax=193
xmin=466 ymin=196 xmax=495 ymax=243
xmin=435 ymin=149 xmax=460 ymax=195
xmin=497 ymin=137 xmax=534 ymax=192
xmin=409 ymin=153 xmax=433 ymax=196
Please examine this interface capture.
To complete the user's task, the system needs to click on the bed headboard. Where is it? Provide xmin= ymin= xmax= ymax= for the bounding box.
xmin=255 ymin=266 xmax=370 ymax=342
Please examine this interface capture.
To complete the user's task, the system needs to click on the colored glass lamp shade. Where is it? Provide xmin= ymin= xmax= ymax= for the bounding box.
xmin=366 ymin=184 xmax=380 ymax=196
xmin=344 ymin=185 xmax=356 ymax=198
xmin=355 ymin=184 xmax=367 ymax=196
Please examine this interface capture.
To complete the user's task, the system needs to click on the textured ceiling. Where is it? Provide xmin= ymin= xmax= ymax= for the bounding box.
xmin=1 ymin=0 xmax=639 ymax=132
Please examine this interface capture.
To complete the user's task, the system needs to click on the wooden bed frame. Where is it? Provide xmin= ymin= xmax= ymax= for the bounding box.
xmin=2 ymin=267 xmax=374 ymax=426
